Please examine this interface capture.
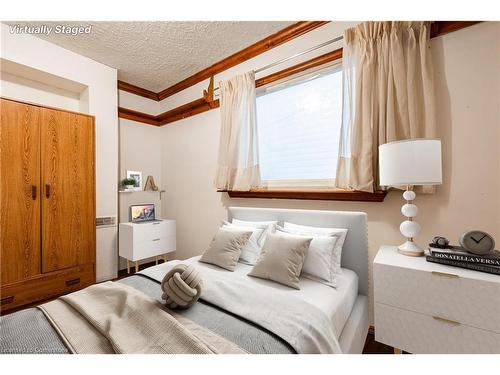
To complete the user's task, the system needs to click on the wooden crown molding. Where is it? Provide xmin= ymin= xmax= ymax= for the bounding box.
xmin=158 ymin=98 xmax=220 ymax=125
xmin=156 ymin=21 xmax=329 ymax=101
xmin=118 ymin=80 xmax=158 ymax=101
xmin=430 ymin=21 xmax=481 ymax=38
xmin=119 ymin=98 xmax=220 ymax=127
xmin=117 ymin=21 xmax=329 ymax=101
xmin=118 ymin=21 xmax=482 ymax=126
xmin=118 ymin=107 xmax=159 ymax=126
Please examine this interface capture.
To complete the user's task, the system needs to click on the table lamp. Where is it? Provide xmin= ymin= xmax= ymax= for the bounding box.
xmin=379 ymin=139 xmax=442 ymax=256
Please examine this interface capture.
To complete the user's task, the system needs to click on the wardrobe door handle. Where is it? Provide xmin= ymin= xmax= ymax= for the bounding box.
xmin=31 ymin=185 xmax=37 ymax=200
xmin=45 ymin=184 xmax=51 ymax=198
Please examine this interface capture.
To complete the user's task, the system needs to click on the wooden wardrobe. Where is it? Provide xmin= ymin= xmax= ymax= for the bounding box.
xmin=0 ymin=98 xmax=96 ymax=312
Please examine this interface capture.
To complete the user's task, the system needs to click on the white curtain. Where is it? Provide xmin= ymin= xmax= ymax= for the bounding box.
xmin=215 ymin=71 xmax=261 ymax=191
xmin=336 ymin=21 xmax=436 ymax=193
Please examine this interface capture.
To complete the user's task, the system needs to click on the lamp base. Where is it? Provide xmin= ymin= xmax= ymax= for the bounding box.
xmin=398 ymin=241 xmax=424 ymax=257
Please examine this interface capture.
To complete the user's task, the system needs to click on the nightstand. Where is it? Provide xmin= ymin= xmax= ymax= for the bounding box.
xmin=373 ymin=246 xmax=500 ymax=354
xmin=119 ymin=220 xmax=176 ymax=273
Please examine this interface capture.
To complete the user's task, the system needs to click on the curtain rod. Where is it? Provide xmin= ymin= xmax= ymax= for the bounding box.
xmin=255 ymin=35 xmax=343 ymax=74
xmin=213 ymin=34 xmax=343 ymax=93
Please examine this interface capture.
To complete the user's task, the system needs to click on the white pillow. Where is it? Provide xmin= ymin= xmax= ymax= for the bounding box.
xmin=231 ymin=219 xmax=278 ymax=247
xmin=276 ymin=226 xmax=339 ymax=287
xmin=248 ymin=231 xmax=312 ymax=289
xmin=199 ymin=227 xmax=252 ymax=271
xmin=222 ymin=222 xmax=265 ymax=265
xmin=283 ymin=222 xmax=348 ymax=286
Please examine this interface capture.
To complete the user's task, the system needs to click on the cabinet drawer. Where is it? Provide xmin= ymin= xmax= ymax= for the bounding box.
xmin=0 ymin=264 xmax=95 ymax=312
xmin=132 ymin=221 xmax=175 ymax=242
xmin=374 ymin=263 xmax=500 ymax=333
xmin=375 ymin=303 xmax=500 ymax=354
xmin=130 ymin=236 xmax=176 ymax=260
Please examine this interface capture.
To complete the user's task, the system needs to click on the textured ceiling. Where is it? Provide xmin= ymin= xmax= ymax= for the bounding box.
xmin=7 ymin=21 xmax=294 ymax=92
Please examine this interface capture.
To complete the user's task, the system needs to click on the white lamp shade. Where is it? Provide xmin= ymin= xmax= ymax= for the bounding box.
xmin=379 ymin=139 xmax=442 ymax=186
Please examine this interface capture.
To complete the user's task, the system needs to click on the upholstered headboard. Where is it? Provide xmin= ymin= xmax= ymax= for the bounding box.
xmin=227 ymin=207 xmax=369 ymax=296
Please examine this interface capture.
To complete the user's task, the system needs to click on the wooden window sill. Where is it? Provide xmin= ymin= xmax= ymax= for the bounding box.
xmin=218 ymin=189 xmax=387 ymax=202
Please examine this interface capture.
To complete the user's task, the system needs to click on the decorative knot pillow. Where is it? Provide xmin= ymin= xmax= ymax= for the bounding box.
xmin=161 ymin=264 xmax=202 ymax=309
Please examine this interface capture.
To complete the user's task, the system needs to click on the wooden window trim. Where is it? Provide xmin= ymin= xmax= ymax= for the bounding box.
xmin=219 ymin=189 xmax=387 ymax=202
xmin=256 ymin=48 xmax=342 ymax=88
xmin=214 ymin=23 xmax=481 ymax=202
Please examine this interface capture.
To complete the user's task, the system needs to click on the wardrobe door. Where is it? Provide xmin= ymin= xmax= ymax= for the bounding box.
xmin=0 ymin=99 xmax=41 ymax=284
xmin=41 ymin=108 xmax=95 ymax=273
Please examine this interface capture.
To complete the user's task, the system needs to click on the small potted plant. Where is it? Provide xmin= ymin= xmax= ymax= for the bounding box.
xmin=121 ymin=178 xmax=136 ymax=190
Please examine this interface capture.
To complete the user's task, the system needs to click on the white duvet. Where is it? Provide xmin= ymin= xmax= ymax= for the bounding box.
xmin=140 ymin=256 xmax=358 ymax=354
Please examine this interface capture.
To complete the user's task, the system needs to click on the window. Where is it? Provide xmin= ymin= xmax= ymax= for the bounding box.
xmin=256 ymin=63 xmax=343 ymax=189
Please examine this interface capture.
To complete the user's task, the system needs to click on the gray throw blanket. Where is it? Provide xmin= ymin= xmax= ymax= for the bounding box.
xmin=39 ymin=281 xmax=245 ymax=354
xmin=0 ymin=275 xmax=294 ymax=354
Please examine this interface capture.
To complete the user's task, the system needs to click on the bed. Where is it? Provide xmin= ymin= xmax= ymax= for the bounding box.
xmin=0 ymin=207 xmax=369 ymax=354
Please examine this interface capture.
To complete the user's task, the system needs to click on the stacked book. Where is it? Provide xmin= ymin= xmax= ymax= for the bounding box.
xmin=427 ymin=247 xmax=500 ymax=275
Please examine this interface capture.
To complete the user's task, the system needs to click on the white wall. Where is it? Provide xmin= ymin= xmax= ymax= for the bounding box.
xmin=0 ymin=72 xmax=82 ymax=111
xmin=118 ymin=118 xmax=165 ymax=269
xmin=154 ymin=22 xmax=500 ymax=324
xmin=1 ymin=23 xmax=119 ymax=281
xmin=118 ymin=89 xmax=158 ymax=114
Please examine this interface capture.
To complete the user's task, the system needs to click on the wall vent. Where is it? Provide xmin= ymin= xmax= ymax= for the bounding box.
xmin=96 ymin=216 xmax=117 ymax=228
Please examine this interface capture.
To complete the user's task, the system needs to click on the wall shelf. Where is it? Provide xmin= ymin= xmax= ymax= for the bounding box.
xmin=118 ymin=189 xmax=166 ymax=199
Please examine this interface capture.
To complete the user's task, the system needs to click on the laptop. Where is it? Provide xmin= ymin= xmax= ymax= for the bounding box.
xmin=129 ymin=204 xmax=161 ymax=223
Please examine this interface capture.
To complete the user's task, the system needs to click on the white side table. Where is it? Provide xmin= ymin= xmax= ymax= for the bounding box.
xmin=119 ymin=219 xmax=176 ymax=273
xmin=374 ymin=245 xmax=500 ymax=354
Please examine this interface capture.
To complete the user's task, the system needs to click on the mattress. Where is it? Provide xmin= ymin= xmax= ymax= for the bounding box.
xmin=200 ymin=257 xmax=359 ymax=339
xmin=297 ymin=268 xmax=359 ymax=339
xmin=338 ymin=295 xmax=369 ymax=353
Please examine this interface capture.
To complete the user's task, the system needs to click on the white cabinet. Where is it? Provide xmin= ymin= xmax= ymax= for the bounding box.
xmin=119 ymin=220 xmax=176 ymax=273
xmin=373 ymin=246 xmax=500 ymax=354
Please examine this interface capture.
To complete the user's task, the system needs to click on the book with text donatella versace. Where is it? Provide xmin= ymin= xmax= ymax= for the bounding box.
xmin=426 ymin=255 xmax=500 ymax=276
xmin=429 ymin=247 xmax=500 ymax=267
